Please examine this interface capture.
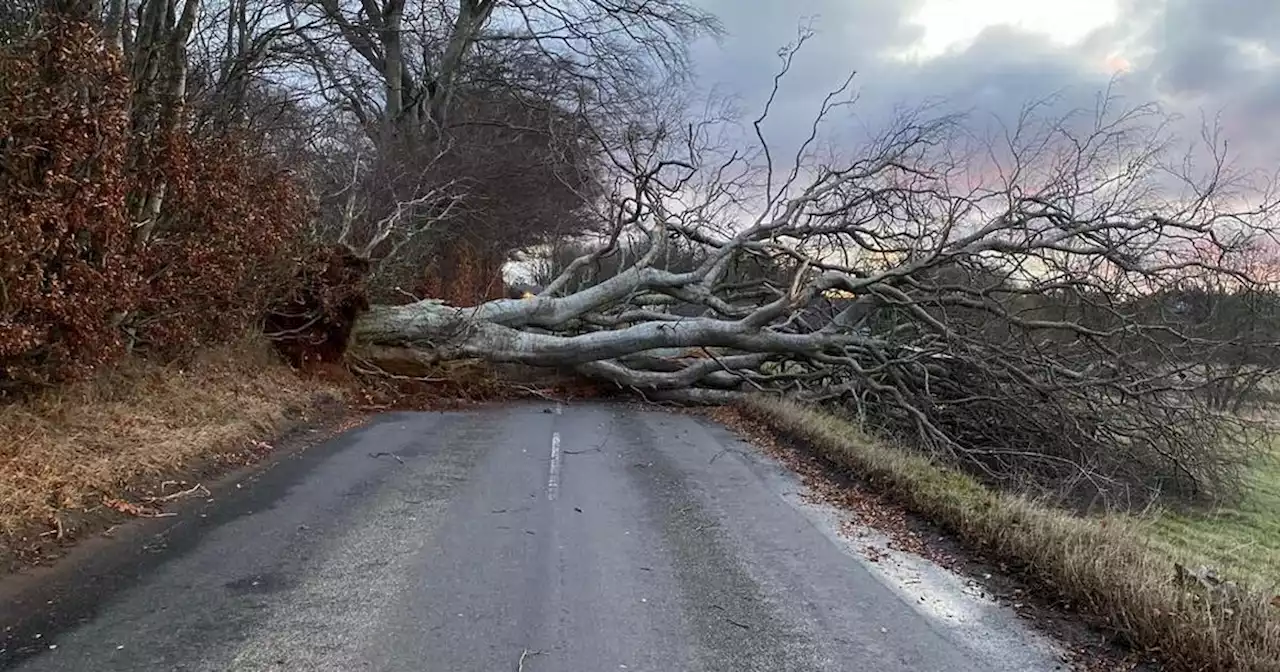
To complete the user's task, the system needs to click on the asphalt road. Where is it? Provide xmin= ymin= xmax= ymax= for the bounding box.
xmin=0 ymin=402 xmax=1067 ymax=671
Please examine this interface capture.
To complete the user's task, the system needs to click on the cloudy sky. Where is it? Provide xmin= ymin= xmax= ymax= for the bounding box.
xmin=684 ymin=0 xmax=1280 ymax=172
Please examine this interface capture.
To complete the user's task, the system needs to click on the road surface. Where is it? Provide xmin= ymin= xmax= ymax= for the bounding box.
xmin=0 ymin=402 xmax=1067 ymax=671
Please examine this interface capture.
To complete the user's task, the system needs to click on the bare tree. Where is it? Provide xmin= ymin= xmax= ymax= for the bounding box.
xmin=181 ymin=0 xmax=314 ymax=134
xmin=348 ymin=34 xmax=1280 ymax=509
xmin=310 ymin=134 xmax=466 ymax=292
xmin=16 ymin=0 xmax=220 ymax=244
xmin=258 ymin=0 xmax=676 ymax=303
xmin=282 ymin=0 xmax=720 ymax=145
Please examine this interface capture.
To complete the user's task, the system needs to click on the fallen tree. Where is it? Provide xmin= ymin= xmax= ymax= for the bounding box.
xmin=342 ymin=40 xmax=1280 ymax=509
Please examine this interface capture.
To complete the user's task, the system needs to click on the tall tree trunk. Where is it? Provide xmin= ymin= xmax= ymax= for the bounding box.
xmin=104 ymin=0 xmax=124 ymax=48
xmin=130 ymin=0 xmax=199 ymax=245
xmin=427 ymin=0 xmax=496 ymax=129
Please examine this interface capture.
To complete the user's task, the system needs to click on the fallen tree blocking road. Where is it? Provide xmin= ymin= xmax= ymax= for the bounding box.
xmin=343 ymin=37 xmax=1280 ymax=510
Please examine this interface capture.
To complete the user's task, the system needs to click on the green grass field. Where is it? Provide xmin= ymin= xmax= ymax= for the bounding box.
xmin=1145 ymin=448 xmax=1280 ymax=591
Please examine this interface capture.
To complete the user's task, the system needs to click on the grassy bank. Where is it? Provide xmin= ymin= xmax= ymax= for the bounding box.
xmin=741 ymin=397 xmax=1280 ymax=672
xmin=0 ymin=340 xmax=346 ymax=563
xmin=1147 ymin=448 xmax=1280 ymax=593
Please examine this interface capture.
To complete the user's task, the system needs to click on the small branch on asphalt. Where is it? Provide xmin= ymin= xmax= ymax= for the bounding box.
xmin=565 ymin=436 xmax=610 ymax=455
xmin=709 ymin=604 xmax=751 ymax=629
xmin=516 ymin=648 xmax=543 ymax=671
xmin=142 ymin=483 xmax=210 ymax=504
xmin=368 ymin=451 xmax=405 ymax=464
xmin=709 ymin=447 xmax=748 ymax=465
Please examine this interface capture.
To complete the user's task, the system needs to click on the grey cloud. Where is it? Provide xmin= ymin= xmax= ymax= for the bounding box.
xmin=686 ymin=0 xmax=1280 ymax=172
xmin=1133 ymin=0 xmax=1280 ymax=173
xmin=1160 ymin=37 xmax=1240 ymax=97
xmin=871 ymin=25 xmax=1113 ymax=112
xmin=1139 ymin=0 xmax=1280 ymax=99
xmin=682 ymin=1 xmax=925 ymax=162
xmin=689 ymin=0 xmax=924 ymax=103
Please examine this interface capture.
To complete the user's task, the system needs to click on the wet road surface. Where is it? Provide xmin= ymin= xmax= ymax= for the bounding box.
xmin=0 ymin=402 xmax=1066 ymax=671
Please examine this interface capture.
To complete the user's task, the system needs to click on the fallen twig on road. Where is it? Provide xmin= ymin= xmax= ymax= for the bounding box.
xmin=516 ymin=648 xmax=543 ymax=671
xmin=141 ymin=483 xmax=210 ymax=504
xmin=709 ymin=604 xmax=751 ymax=629
xmin=709 ymin=447 xmax=747 ymax=464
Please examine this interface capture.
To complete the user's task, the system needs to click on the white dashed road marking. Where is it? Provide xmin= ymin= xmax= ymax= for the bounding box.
xmin=548 ymin=432 xmax=562 ymax=501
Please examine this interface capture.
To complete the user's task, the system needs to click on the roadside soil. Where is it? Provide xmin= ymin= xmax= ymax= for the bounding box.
xmin=0 ymin=394 xmax=363 ymax=577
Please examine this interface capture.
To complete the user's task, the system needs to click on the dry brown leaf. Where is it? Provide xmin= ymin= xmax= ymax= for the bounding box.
xmin=102 ymin=497 xmax=151 ymax=517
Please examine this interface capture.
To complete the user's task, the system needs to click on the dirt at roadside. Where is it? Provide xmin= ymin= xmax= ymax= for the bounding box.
xmin=0 ymin=395 xmax=365 ymax=577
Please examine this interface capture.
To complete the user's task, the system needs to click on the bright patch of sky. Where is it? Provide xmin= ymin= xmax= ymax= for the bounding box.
xmin=895 ymin=0 xmax=1122 ymax=62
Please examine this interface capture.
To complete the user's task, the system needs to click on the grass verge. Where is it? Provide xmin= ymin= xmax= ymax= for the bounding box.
xmin=741 ymin=396 xmax=1280 ymax=672
xmin=1146 ymin=446 xmax=1280 ymax=593
xmin=0 ymin=338 xmax=346 ymax=568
